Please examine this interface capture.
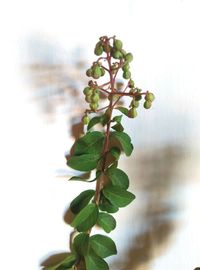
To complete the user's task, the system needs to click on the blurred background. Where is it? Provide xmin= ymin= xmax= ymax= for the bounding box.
xmin=0 ymin=0 xmax=200 ymax=269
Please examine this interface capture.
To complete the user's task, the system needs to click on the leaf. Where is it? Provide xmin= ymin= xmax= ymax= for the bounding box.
xmin=85 ymin=254 xmax=109 ymax=270
xmin=112 ymin=115 xmax=122 ymax=123
xmin=70 ymin=190 xmax=95 ymax=214
xmin=43 ymin=254 xmax=76 ymax=270
xmin=109 ymin=147 xmax=121 ymax=161
xmin=99 ymin=195 xmax=119 ymax=213
xmin=110 ymin=131 xmax=133 ymax=156
xmin=89 ymin=234 xmax=117 ymax=258
xmin=97 ymin=213 xmax=116 ymax=233
xmin=87 ymin=116 xmax=102 ymax=130
xmin=111 ymin=123 xmax=124 ymax=132
xmin=67 ymin=153 xmax=100 ymax=171
xmin=73 ymin=233 xmax=89 ymax=256
xmin=102 ymin=185 xmax=135 ymax=208
xmin=107 ymin=167 xmax=129 ymax=189
xmin=116 ymin=107 xmax=129 ymax=116
xmin=73 ymin=131 xmax=104 ymax=156
xmin=71 ymin=203 xmax=98 ymax=232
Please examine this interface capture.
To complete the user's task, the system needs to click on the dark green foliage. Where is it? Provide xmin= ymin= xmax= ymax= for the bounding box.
xmin=97 ymin=212 xmax=116 ymax=233
xmin=103 ymin=185 xmax=135 ymax=207
xmin=89 ymin=234 xmax=117 ymax=258
xmin=71 ymin=203 xmax=98 ymax=232
xmin=107 ymin=167 xmax=129 ymax=189
xmin=67 ymin=153 xmax=100 ymax=171
xmin=73 ymin=233 xmax=89 ymax=256
xmin=43 ymin=254 xmax=77 ymax=270
xmin=70 ymin=190 xmax=95 ymax=214
xmin=110 ymin=131 xmax=133 ymax=156
xmin=85 ymin=254 xmax=109 ymax=270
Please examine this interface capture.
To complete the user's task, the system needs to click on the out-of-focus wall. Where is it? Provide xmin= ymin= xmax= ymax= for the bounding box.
xmin=0 ymin=1 xmax=200 ymax=270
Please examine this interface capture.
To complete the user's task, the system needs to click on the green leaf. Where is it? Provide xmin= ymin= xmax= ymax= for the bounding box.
xmin=43 ymin=254 xmax=76 ymax=270
xmin=87 ymin=116 xmax=102 ymax=130
xmin=67 ymin=153 xmax=100 ymax=171
xmin=103 ymin=185 xmax=135 ymax=207
xmin=71 ymin=203 xmax=98 ymax=232
xmin=73 ymin=131 xmax=104 ymax=156
xmin=70 ymin=190 xmax=95 ymax=214
xmin=97 ymin=213 xmax=116 ymax=233
xmin=112 ymin=115 xmax=122 ymax=123
xmin=116 ymin=107 xmax=129 ymax=116
xmin=109 ymin=147 xmax=121 ymax=161
xmin=73 ymin=233 xmax=89 ymax=256
xmin=85 ymin=254 xmax=109 ymax=270
xmin=111 ymin=123 xmax=124 ymax=132
xmin=110 ymin=131 xmax=133 ymax=156
xmin=107 ymin=167 xmax=129 ymax=189
xmin=99 ymin=195 xmax=119 ymax=213
xmin=89 ymin=234 xmax=117 ymax=258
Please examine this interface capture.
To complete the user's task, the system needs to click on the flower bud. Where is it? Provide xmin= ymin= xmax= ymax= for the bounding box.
xmin=123 ymin=70 xmax=131 ymax=79
xmin=125 ymin=53 xmax=133 ymax=62
xmin=83 ymin=86 xmax=92 ymax=95
xmin=131 ymin=98 xmax=139 ymax=108
xmin=82 ymin=115 xmax=90 ymax=125
xmin=86 ymin=68 xmax=92 ymax=77
xmin=112 ymin=50 xmax=123 ymax=59
xmin=128 ymin=108 xmax=137 ymax=118
xmin=145 ymin=92 xmax=155 ymax=102
xmin=91 ymin=93 xmax=100 ymax=103
xmin=90 ymin=102 xmax=99 ymax=111
xmin=92 ymin=65 xmax=102 ymax=79
xmin=144 ymin=100 xmax=152 ymax=109
xmin=122 ymin=63 xmax=130 ymax=72
xmin=94 ymin=45 xmax=103 ymax=56
xmin=129 ymin=79 xmax=135 ymax=88
xmin=114 ymin=39 xmax=123 ymax=50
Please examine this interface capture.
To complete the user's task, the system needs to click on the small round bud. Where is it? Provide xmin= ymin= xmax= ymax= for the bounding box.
xmin=85 ymin=95 xmax=92 ymax=103
xmin=144 ymin=100 xmax=152 ymax=109
xmin=91 ymin=93 xmax=100 ymax=103
xmin=128 ymin=108 xmax=137 ymax=118
xmin=131 ymin=99 xmax=139 ymax=108
xmin=122 ymin=63 xmax=130 ymax=72
xmin=82 ymin=115 xmax=90 ymax=125
xmin=123 ymin=70 xmax=131 ymax=79
xmin=94 ymin=45 xmax=103 ymax=56
xmin=125 ymin=53 xmax=133 ymax=62
xmin=135 ymin=94 xmax=142 ymax=101
xmin=145 ymin=92 xmax=155 ymax=102
xmin=112 ymin=50 xmax=123 ymax=59
xmin=121 ymin=49 xmax=127 ymax=57
xmin=129 ymin=79 xmax=135 ymax=88
xmin=83 ymin=86 xmax=92 ymax=95
xmin=90 ymin=102 xmax=99 ymax=111
xmin=114 ymin=39 xmax=123 ymax=50
xmin=86 ymin=68 xmax=92 ymax=77
xmin=92 ymin=65 xmax=102 ymax=79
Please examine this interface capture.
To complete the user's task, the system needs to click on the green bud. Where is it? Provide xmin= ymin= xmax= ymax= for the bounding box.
xmin=114 ymin=39 xmax=123 ymax=50
xmin=128 ymin=108 xmax=137 ymax=118
xmin=94 ymin=45 xmax=103 ymax=56
xmin=122 ymin=63 xmax=130 ymax=72
xmin=135 ymin=94 xmax=142 ymax=101
xmin=121 ymin=49 xmax=127 ymax=57
xmin=85 ymin=95 xmax=92 ymax=103
xmin=144 ymin=100 xmax=152 ymax=109
xmin=83 ymin=86 xmax=92 ymax=95
xmin=112 ymin=50 xmax=123 ymax=59
xmin=131 ymin=99 xmax=139 ymax=108
xmin=145 ymin=92 xmax=155 ymax=102
xmin=90 ymin=102 xmax=99 ymax=111
xmin=129 ymin=79 xmax=135 ymax=88
xmin=100 ymin=67 xmax=105 ymax=76
xmin=92 ymin=65 xmax=102 ymax=79
xmin=125 ymin=53 xmax=133 ymax=62
xmin=123 ymin=70 xmax=131 ymax=79
xmin=82 ymin=115 xmax=90 ymax=125
xmin=86 ymin=68 xmax=92 ymax=77
xmin=91 ymin=93 xmax=100 ymax=102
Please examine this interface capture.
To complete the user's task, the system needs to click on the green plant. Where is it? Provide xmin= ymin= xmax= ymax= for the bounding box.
xmin=44 ymin=35 xmax=155 ymax=270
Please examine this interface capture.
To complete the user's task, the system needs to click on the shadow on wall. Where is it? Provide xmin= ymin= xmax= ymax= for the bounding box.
xmin=111 ymin=145 xmax=187 ymax=270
